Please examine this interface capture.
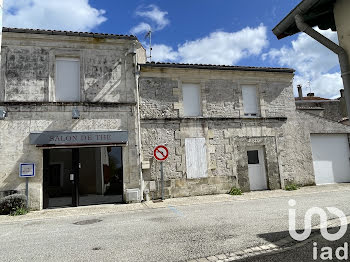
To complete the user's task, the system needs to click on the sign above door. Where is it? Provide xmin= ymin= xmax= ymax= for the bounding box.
xmin=30 ymin=131 xmax=128 ymax=146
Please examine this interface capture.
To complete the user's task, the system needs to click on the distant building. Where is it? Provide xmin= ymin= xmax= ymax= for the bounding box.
xmin=295 ymin=85 xmax=347 ymax=122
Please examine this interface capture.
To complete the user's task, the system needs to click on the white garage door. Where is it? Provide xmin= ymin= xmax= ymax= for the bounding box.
xmin=310 ymin=134 xmax=350 ymax=184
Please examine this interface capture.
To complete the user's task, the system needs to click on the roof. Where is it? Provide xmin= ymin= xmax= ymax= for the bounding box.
xmin=295 ymin=96 xmax=331 ymax=101
xmin=272 ymin=0 xmax=336 ymax=40
xmin=140 ymin=62 xmax=295 ymax=73
xmin=2 ymin=27 xmax=138 ymax=40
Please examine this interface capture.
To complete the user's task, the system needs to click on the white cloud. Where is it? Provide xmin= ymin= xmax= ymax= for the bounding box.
xmin=263 ymin=28 xmax=342 ymax=98
xmin=150 ymin=24 xmax=268 ymax=65
xmin=150 ymin=44 xmax=179 ymax=61
xmin=4 ymin=0 xmax=107 ymax=32
xmin=130 ymin=22 xmax=151 ymax=35
xmin=131 ymin=5 xmax=169 ymax=35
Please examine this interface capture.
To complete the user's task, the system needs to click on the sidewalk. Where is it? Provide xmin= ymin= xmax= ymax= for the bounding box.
xmin=1 ymin=183 xmax=349 ymax=224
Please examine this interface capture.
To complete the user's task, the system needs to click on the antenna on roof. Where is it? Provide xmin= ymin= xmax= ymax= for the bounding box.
xmin=145 ymin=30 xmax=152 ymax=62
xmin=307 ymin=80 xmax=311 ymax=94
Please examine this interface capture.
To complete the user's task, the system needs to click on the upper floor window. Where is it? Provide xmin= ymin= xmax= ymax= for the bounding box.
xmin=242 ymin=85 xmax=258 ymax=116
xmin=55 ymin=58 xmax=80 ymax=102
xmin=182 ymin=83 xmax=201 ymax=117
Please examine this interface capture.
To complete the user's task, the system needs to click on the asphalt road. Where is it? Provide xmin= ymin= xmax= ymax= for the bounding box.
xmin=1 ymin=189 xmax=350 ymax=262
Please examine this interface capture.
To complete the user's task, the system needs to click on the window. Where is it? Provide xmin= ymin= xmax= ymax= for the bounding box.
xmin=247 ymin=150 xmax=259 ymax=164
xmin=182 ymin=83 xmax=201 ymax=117
xmin=185 ymin=138 xmax=208 ymax=179
xmin=55 ymin=58 xmax=80 ymax=102
xmin=242 ymin=85 xmax=258 ymax=116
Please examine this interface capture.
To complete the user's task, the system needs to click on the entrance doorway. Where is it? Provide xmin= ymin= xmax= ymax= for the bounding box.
xmin=247 ymin=148 xmax=268 ymax=191
xmin=43 ymin=147 xmax=123 ymax=209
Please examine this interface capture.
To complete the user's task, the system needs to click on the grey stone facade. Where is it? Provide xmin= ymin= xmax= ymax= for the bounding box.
xmin=1 ymin=28 xmax=350 ymax=209
xmin=139 ymin=64 xmax=350 ymax=199
xmin=0 ymin=29 xmax=146 ymax=209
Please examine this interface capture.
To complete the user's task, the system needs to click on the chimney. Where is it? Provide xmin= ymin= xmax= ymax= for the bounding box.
xmin=297 ymin=84 xmax=303 ymax=99
xmin=307 ymin=93 xmax=314 ymax=97
xmin=340 ymin=89 xmax=344 ymax=98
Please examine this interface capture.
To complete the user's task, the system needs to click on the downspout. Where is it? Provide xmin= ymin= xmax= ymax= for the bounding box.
xmin=132 ymin=44 xmax=144 ymax=201
xmin=295 ymin=14 xmax=350 ymax=117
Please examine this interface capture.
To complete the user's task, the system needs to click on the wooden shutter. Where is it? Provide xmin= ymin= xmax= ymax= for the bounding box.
xmin=55 ymin=58 xmax=80 ymax=102
xmin=242 ymin=85 xmax=258 ymax=115
xmin=185 ymin=138 xmax=208 ymax=179
xmin=182 ymin=84 xmax=201 ymax=116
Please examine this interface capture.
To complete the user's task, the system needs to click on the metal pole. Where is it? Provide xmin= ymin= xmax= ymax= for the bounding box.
xmin=25 ymin=177 xmax=29 ymax=209
xmin=160 ymin=161 xmax=164 ymax=200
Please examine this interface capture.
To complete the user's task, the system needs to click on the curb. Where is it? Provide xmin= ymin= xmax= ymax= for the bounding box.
xmin=188 ymin=216 xmax=350 ymax=262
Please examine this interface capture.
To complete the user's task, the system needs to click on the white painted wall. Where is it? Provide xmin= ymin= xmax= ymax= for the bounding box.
xmin=311 ymin=134 xmax=350 ymax=184
xmin=185 ymin=138 xmax=208 ymax=179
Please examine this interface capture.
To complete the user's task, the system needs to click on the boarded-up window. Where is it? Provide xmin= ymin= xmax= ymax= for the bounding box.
xmin=55 ymin=58 xmax=80 ymax=102
xmin=182 ymin=84 xmax=201 ymax=116
xmin=185 ymin=138 xmax=208 ymax=179
xmin=242 ymin=85 xmax=258 ymax=115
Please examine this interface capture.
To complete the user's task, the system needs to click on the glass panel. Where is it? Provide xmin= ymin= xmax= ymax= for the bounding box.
xmin=247 ymin=150 xmax=259 ymax=164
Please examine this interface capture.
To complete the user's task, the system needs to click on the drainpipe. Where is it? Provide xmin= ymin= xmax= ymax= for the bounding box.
xmin=295 ymin=14 xmax=350 ymax=118
xmin=132 ymin=43 xmax=144 ymax=201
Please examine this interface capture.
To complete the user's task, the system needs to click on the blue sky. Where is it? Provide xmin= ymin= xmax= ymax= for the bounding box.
xmin=3 ymin=0 xmax=343 ymax=98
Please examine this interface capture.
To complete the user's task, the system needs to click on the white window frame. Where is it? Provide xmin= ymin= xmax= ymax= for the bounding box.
xmin=55 ymin=57 xmax=81 ymax=102
xmin=182 ymin=83 xmax=202 ymax=117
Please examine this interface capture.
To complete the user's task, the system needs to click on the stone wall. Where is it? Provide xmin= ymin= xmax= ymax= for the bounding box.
xmin=139 ymin=66 xmax=350 ymax=199
xmin=0 ymin=32 xmax=146 ymax=209
xmin=0 ymin=32 xmax=144 ymax=103
xmin=296 ymin=100 xmax=344 ymax=122
xmin=139 ymin=67 xmax=296 ymax=199
xmin=0 ymin=103 xmax=141 ymax=209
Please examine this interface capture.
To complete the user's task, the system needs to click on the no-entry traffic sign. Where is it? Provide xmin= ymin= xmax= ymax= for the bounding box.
xmin=154 ymin=145 xmax=169 ymax=161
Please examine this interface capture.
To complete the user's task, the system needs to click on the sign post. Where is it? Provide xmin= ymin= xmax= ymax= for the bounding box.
xmin=153 ymin=145 xmax=169 ymax=200
xmin=19 ymin=163 xmax=35 ymax=208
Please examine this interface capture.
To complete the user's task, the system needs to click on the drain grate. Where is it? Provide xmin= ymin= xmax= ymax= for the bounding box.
xmin=73 ymin=219 xmax=102 ymax=225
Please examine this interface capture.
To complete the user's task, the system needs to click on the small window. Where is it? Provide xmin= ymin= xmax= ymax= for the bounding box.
xmin=182 ymin=83 xmax=201 ymax=117
xmin=55 ymin=58 xmax=80 ymax=102
xmin=247 ymin=150 xmax=259 ymax=164
xmin=242 ymin=85 xmax=258 ymax=116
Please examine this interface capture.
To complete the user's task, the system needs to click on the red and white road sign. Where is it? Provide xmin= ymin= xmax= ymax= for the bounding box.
xmin=153 ymin=145 xmax=169 ymax=161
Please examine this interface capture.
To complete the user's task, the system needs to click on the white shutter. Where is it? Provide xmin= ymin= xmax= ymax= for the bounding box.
xmin=185 ymin=138 xmax=208 ymax=179
xmin=55 ymin=58 xmax=80 ymax=102
xmin=242 ymin=85 xmax=258 ymax=115
xmin=182 ymin=84 xmax=201 ymax=116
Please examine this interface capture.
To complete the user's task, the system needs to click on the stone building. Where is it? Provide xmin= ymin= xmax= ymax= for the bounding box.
xmin=0 ymin=28 xmax=146 ymax=209
xmin=1 ymin=27 xmax=350 ymax=210
xmin=295 ymin=85 xmax=347 ymax=122
xmin=139 ymin=62 xmax=350 ymax=199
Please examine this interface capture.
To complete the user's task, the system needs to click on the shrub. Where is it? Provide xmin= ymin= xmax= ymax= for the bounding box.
xmin=285 ymin=184 xmax=299 ymax=191
xmin=10 ymin=207 xmax=28 ymax=216
xmin=0 ymin=194 xmax=26 ymax=215
xmin=228 ymin=187 xmax=243 ymax=195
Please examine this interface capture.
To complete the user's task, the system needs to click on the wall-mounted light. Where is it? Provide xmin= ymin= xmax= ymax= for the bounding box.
xmin=0 ymin=108 xmax=7 ymax=120
xmin=72 ymin=108 xmax=80 ymax=119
